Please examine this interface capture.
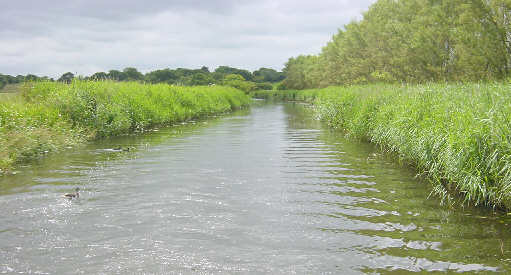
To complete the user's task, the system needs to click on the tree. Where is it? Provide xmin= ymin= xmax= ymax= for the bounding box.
xmin=145 ymin=68 xmax=178 ymax=84
xmin=200 ymin=66 xmax=210 ymax=73
xmin=25 ymin=74 xmax=41 ymax=82
xmin=58 ymin=72 xmax=74 ymax=83
xmin=281 ymin=0 xmax=511 ymax=88
xmin=253 ymin=68 xmax=285 ymax=83
xmin=122 ymin=67 xmax=144 ymax=81
xmin=90 ymin=72 xmax=108 ymax=81
xmin=215 ymin=66 xmax=253 ymax=81
xmin=107 ymin=70 xmax=126 ymax=81
xmin=188 ymin=72 xmax=214 ymax=86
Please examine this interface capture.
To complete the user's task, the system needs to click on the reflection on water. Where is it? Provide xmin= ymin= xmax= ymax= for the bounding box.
xmin=0 ymin=102 xmax=510 ymax=274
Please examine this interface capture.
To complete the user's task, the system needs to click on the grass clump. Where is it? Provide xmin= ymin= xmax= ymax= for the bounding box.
xmin=269 ymin=83 xmax=511 ymax=210
xmin=0 ymin=81 xmax=250 ymax=173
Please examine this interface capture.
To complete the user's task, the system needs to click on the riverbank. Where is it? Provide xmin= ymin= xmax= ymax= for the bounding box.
xmin=0 ymin=81 xmax=250 ymax=173
xmin=253 ymin=83 xmax=511 ymax=210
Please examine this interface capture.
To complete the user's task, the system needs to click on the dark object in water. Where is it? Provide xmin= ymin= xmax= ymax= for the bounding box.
xmin=63 ymin=187 xmax=80 ymax=199
xmin=114 ymin=146 xmax=131 ymax=152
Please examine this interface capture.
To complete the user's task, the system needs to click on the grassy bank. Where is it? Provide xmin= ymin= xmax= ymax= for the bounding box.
xmin=0 ymin=81 xmax=250 ymax=173
xmin=258 ymin=83 xmax=511 ymax=210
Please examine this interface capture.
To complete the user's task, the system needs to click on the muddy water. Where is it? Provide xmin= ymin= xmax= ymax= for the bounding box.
xmin=1 ymin=102 xmax=510 ymax=274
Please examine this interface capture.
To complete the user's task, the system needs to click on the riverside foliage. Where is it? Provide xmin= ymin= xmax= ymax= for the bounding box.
xmin=254 ymin=83 xmax=511 ymax=210
xmin=281 ymin=0 xmax=511 ymax=89
xmin=0 ymin=81 xmax=250 ymax=172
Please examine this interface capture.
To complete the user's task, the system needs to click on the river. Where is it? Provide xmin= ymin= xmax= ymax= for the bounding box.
xmin=0 ymin=102 xmax=510 ymax=274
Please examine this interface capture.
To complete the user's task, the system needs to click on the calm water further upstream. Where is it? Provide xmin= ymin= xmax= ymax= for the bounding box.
xmin=1 ymin=102 xmax=511 ymax=274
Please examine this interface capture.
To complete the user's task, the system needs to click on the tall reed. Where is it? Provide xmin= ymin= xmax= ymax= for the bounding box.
xmin=259 ymin=83 xmax=511 ymax=209
xmin=0 ymin=81 xmax=250 ymax=173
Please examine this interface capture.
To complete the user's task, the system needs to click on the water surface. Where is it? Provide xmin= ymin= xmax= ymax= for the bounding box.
xmin=1 ymin=102 xmax=510 ymax=274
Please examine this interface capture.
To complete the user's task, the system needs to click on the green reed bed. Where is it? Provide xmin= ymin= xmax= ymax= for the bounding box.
xmin=0 ymin=81 xmax=250 ymax=173
xmin=270 ymin=83 xmax=511 ymax=210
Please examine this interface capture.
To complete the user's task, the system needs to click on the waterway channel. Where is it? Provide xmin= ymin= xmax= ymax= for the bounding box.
xmin=0 ymin=102 xmax=510 ymax=274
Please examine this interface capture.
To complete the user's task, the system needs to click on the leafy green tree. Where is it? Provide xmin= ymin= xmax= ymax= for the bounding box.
xmin=107 ymin=70 xmax=126 ymax=81
xmin=188 ymin=72 xmax=214 ymax=85
xmin=90 ymin=72 xmax=108 ymax=81
xmin=15 ymin=75 xmax=25 ymax=83
xmin=58 ymin=72 xmax=74 ymax=83
xmin=282 ymin=0 xmax=511 ymax=88
xmin=123 ymin=67 xmax=144 ymax=81
xmin=281 ymin=55 xmax=322 ymax=89
xmin=253 ymin=68 xmax=285 ymax=82
xmin=215 ymin=66 xmax=253 ymax=81
xmin=145 ymin=69 xmax=178 ymax=84
xmin=26 ymin=74 xmax=41 ymax=82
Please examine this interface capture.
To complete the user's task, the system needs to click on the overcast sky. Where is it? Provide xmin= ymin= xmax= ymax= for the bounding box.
xmin=0 ymin=0 xmax=376 ymax=78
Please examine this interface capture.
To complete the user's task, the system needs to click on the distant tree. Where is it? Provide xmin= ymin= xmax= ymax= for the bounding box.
xmin=200 ymin=66 xmax=210 ymax=73
xmin=222 ymin=74 xmax=256 ymax=92
xmin=122 ymin=67 xmax=144 ymax=81
xmin=215 ymin=66 xmax=253 ymax=81
xmin=15 ymin=75 xmax=25 ymax=83
xmin=211 ymin=71 xmax=225 ymax=82
xmin=188 ymin=72 xmax=214 ymax=85
xmin=58 ymin=72 xmax=74 ymax=83
xmin=1 ymin=74 xmax=17 ymax=84
xmin=253 ymin=68 xmax=285 ymax=83
xmin=90 ymin=72 xmax=108 ymax=81
xmin=145 ymin=68 xmax=178 ymax=84
xmin=107 ymin=70 xmax=127 ymax=81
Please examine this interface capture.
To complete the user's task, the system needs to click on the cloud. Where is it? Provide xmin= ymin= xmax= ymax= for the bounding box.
xmin=0 ymin=0 xmax=376 ymax=78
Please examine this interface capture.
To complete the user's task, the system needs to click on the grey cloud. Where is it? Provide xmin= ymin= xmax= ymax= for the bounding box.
xmin=0 ymin=0 xmax=376 ymax=77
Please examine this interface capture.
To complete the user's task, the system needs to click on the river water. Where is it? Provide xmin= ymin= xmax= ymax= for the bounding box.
xmin=1 ymin=102 xmax=510 ymax=274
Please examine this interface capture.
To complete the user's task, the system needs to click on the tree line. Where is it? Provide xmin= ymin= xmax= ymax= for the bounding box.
xmin=0 ymin=74 xmax=51 ymax=90
xmin=1 ymin=66 xmax=285 ymax=92
xmin=281 ymin=0 xmax=511 ymax=89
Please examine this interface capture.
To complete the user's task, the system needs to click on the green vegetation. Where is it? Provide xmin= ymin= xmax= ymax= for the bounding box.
xmin=90 ymin=66 xmax=282 ymax=92
xmin=269 ymin=0 xmax=511 ymax=210
xmin=1 ymin=66 xmax=283 ymax=94
xmin=0 ymin=81 xmax=250 ymax=173
xmin=281 ymin=0 xmax=511 ymax=89
xmin=257 ymin=83 xmax=511 ymax=210
xmin=0 ymin=73 xmax=50 ymax=89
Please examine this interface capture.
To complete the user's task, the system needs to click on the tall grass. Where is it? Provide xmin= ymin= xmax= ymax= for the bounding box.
xmin=262 ymin=83 xmax=511 ymax=210
xmin=0 ymin=81 xmax=250 ymax=173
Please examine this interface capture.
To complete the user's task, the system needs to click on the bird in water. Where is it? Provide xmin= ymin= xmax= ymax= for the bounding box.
xmin=63 ymin=187 xmax=80 ymax=199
